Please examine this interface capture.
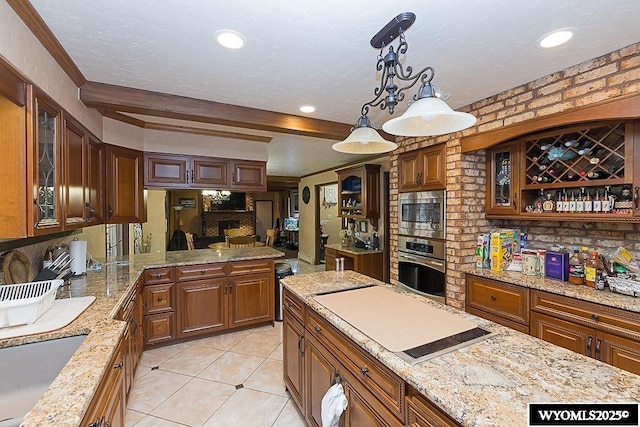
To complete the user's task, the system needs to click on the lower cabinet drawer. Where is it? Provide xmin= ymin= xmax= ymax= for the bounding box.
xmin=143 ymin=283 xmax=174 ymax=314
xmin=307 ymin=310 xmax=405 ymax=421
xmin=144 ymin=312 xmax=175 ymax=345
xmin=175 ymin=263 xmax=226 ymax=281
xmin=283 ymin=289 xmax=305 ymax=324
xmin=465 ymin=275 xmax=529 ymax=326
xmin=406 ymin=386 xmax=461 ymax=427
xmin=228 ymin=259 xmax=274 ymax=276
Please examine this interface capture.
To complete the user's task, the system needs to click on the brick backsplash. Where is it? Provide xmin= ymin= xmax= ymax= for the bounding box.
xmin=389 ymin=42 xmax=640 ymax=309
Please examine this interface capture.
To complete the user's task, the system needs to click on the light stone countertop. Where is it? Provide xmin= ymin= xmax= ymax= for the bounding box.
xmin=281 ymin=271 xmax=640 ymax=427
xmin=324 ymin=243 xmax=383 ymax=255
xmin=464 ymin=267 xmax=640 ymax=313
xmin=6 ymin=247 xmax=284 ymax=427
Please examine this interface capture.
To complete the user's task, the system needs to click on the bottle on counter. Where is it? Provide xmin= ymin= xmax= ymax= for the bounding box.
xmin=576 ymin=189 xmax=585 ymax=212
xmin=584 ymin=190 xmax=593 ymax=212
xmin=568 ymin=249 xmax=585 ymax=285
xmin=569 ymin=191 xmax=577 ymax=213
xmin=584 ymin=250 xmax=603 ymax=288
xmin=593 ymin=190 xmax=602 ymax=212
xmin=562 ymin=189 xmax=570 ymax=212
xmin=601 ymin=186 xmax=612 ymax=213
xmin=556 ymin=191 xmax=563 ymax=213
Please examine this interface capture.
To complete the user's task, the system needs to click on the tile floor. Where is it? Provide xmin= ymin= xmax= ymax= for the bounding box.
xmin=126 ymin=259 xmax=323 ymax=426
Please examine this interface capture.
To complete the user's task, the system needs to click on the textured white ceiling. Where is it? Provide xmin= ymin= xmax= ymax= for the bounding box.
xmin=30 ymin=0 xmax=640 ymax=176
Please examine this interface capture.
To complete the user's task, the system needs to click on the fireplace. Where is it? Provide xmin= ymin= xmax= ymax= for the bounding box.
xmin=219 ymin=220 xmax=241 ymax=235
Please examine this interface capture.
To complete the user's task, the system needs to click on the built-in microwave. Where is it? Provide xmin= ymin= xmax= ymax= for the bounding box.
xmin=398 ymin=191 xmax=445 ymax=239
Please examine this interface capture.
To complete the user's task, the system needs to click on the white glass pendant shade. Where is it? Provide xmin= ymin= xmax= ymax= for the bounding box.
xmin=382 ymin=96 xmax=477 ymax=137
xmin=332 ymin=125 xmax=397 ymax=154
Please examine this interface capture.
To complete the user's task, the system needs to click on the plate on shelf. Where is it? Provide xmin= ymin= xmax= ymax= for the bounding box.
xmin=1 ymin=250 xmax=34 ymax=284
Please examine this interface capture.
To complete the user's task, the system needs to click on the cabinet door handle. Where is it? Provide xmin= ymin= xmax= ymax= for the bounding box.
xmin=113 ymin=361 xmax=123 ymax=369
xmin=191 ymin=170 xmax=194 ymax=183
xmin=586 ymin=335 xmax=593 ymax=354
xmin=33 ymin=199 xmax=44 ymax=228
xmin=490 ymin=295 xmax=497 ymax=301
xmin=108 ymin=205 xmax=113 ymax=219
xmin=229 ymin=283 xmax=233 ymax=293
xmin=286 ymin=302 xmax=293 ymax=308
xmin=88 ymin=416 xmax=104 ymax=427
xmin=157 ymin=296 xmax=163 ymax=302
xmin=232 ymin=172 xmax=236 ymax=184
xmin=85 ymin=202 xmax=95 ymax=222
xmin=185 ymin=170 xmax=188 ymax=183
xmin=298 ymin=335 xmax=305 ymax=356
xmin=155 ymin=273 xmax=162 ymax=279
xmin=595 ymin=338 xmax=602 ymax=360
xmin=201 ymin=270 xmax=206 ymax=275
xmin=513 ymin=193 xmax=517 ymax=209
xmin=314 ymin=326 xmax=322 ymax=333
xmin=634 ymin=187 xmax=639 ymax=209
xmin=359 ymin=367 xmax=369 ymax=376
xmin=591 ymin=314 xmax=600 ymax=321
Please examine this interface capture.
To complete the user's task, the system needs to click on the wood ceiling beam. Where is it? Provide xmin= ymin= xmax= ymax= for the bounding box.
xmin=7 ymin=0 xmax=86 ymax=87
xmin=144 ymin=122 xmax=272 ymax=143
xmin=80 ymin=81 xmax=353 ymax=140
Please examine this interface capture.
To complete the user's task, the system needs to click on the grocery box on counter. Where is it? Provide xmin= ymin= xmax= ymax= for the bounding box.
xmin=489 ymin=229 xmax=521 ymax=272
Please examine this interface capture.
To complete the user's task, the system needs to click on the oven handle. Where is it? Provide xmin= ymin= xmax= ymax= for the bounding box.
xmin=399 ymin=253 xmax=446 ymax=273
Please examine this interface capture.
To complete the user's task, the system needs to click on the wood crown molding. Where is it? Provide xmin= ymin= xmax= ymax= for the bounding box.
xmin=81 ymin=81 xmax=354 ymax=140
xmin=460 ymin=92 xmax=640 ymax=153
xmin=7 ymin=0 xmax=86 ymax=87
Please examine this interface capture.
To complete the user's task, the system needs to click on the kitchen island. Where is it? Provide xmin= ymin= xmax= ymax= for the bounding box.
xmin=282 ymin=271 xmax=640 ymax=427
xmin=2 ymin=246 xmax=283 ymax=427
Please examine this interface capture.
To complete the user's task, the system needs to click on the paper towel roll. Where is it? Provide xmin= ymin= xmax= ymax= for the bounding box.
xmin=69 ymin=240 xmax=87 ymax=275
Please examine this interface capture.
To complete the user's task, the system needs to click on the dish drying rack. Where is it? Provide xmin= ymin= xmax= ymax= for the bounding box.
xmin=0 ymin=279 xmax=63 ymax=327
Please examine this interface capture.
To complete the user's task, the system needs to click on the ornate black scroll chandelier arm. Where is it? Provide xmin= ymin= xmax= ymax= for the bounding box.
xmin=362 ymin=20 xmax=437 ymax=116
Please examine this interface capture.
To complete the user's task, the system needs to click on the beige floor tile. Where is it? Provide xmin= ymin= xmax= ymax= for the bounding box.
xmin=191 ymin=330 xmax=251 ymax=351
xmin=138 ymin=342 xmax=191 ymax=368
xmin=243 ymin=358 xmax=288 ymax=397
xmin=127 ymin=369 xmax=191 ymax=413
xmin=230 ymin=332 xmax=282 ymax=357
xmin=159 ymin=345 xmax=225 ymax=376
xmin=268 ymin=342 xmax=283 ymax=361
xmin=151 ymin=378 xmax=235 ymax=426
xmin=131 ymin=414 xmax=186 ymax=426
xmin=251 ymin=322 xmax=283 ymax=337
xmin=133 ymin=365 xmax=152 ymax=382
xmin=272 ymin=399 xmax=306 ymax=427
xmin=124 ymin=409 xmax=145 ymax=427
xmin=202 ymin=388 xmax=288 ymax=427
xmin=198 ymin=351 xmax=264 ymax=385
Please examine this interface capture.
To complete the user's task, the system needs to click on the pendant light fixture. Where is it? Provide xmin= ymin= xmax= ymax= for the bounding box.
xmin=333 ymin=12 xmax=476 ymax=153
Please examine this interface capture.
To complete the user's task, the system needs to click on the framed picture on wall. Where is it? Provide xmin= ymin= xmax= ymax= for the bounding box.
xmin=179 ymin=198 xmax=196 ymax=209
xmin=359 ymin=221 xmax=368 ymax=233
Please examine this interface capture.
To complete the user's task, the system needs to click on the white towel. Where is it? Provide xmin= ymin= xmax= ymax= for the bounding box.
xmin=321 ymin=383 xmax=348 ymax=427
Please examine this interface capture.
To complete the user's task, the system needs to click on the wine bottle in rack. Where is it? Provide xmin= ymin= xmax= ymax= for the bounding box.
xmin=593 ymin=189 xmax=602 ymax=212
xmin=565 ymin=172 xmax=580 ymax=181
xmin=576 ymin=189 xmax=585 ymax=212
xmin=584 ymin=190 xmax=593 ymax=212
xmin=586 ymin=170 xmax=610 ymax=180
xmin=564 ymin=139 xmax=578 ymax=147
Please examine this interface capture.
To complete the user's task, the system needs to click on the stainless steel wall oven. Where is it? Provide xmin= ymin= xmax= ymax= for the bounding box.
xmin=397 ymin=235 xmax=446 ymax=304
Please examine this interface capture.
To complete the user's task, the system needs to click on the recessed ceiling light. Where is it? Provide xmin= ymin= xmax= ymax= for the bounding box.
xmin=216 ymin=30 xmax=244 ymax=49
xmin=299 ymin=105 xmax=316 ymax=113
xmin=537 ymin=29 xmax=574 ymax=49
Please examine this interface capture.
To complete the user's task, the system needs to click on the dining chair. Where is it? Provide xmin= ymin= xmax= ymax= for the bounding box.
xmin=265 ymin=229 xmax=276 ymax=247
xmin=185 ymin=232 xmax=195 ymax=250
xmin=224 ymin=228 xmax=247 ymax=246
xmin=228 ymin=235 xmax=257 ymax=248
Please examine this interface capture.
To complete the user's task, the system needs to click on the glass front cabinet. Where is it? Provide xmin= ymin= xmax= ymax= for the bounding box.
xmin=486 ymin=141 xmax=519 ymax=215
xmin=31 ymin=92 xmax=63 ymax=235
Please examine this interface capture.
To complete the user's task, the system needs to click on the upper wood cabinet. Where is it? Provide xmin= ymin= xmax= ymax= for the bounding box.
xmin=106 ymin=144 xmax=146 ymax=223
xmin=337 ymin=164 xmax=381 ymax=229
xmin=62 ymin=114 xmax=105 ymax=228
xmin=486 ymin=121 xmax=640 ymax=221
xmin=398 ymin=144 xmax=446 ymax=192
xmin=144 ymin=153 xmax=265 ymax=191
xmin=230 ymin=160 xmax=266 ymax=191
xmin=31 ymin=91 xmax=64 ymax=235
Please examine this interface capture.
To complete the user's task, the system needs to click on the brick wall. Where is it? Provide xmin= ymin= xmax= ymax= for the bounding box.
xmin=390 ymin=42 xmax=640 ymax=309
xmin=202 ymin=193 xmax=255 ymax=236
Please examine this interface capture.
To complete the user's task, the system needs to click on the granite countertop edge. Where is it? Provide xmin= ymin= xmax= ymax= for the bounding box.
xmin=14 ymin=247 xmax=284 ymax=426
xmin=324 ymin=243 xmax=383 ymax=255
xmin=463 ymin=266 xmax=640 ymax=313
xmin=281 ymin=271 xmax=640 ymax=427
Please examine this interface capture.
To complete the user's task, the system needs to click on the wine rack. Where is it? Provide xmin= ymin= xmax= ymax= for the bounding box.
xmin=486 ymin=120 xmax=640 ymax=222
xmin=524 ymin=122 xmax=626 ymax=188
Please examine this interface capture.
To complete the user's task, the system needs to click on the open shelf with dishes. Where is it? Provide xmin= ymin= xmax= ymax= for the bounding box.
xmin=337 ymin=164 xmax=380 ymax=229
xmin=486 ymin=120 xmax=640 ymax=222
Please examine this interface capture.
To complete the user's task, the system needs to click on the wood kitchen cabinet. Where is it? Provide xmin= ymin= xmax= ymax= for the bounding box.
xmin=144 ymin=260 xmax=274 ymax=348
xmin=465 ymin=274 xmax=530 ymax=334
xmin=305 ymin=333 xmax=341 ymax=427
xmin=62 ymin=115 xmax=105 ymax=228
xmin=144 ymin=152 xmax=266 ymax=191
xmin=337 ymin=164 xmax=381 ymax=229
xmin=324 ymin=246 xmax=384 ymax=281
xmin=530 ymin=290 xmax=640 ymax=375
xmin=175 ymin=263 xmax=229 ymax=338
xmin=406 ymin=385 xmax=461 ymax=427
xmin=485 ymin=141 xmax=520 ymax=216
xmin=31 ymin=91 xmax=64 ymax=235
xmin=106 ymin=144 xmax=146 ymax=223
xmin=283 ymin=310 xmax=305 ymax=411
xmin=81 ymin=338 xmax=126 ymax=427
xmin=117 ymin=280 xmax=143 ymax=397
xmin=398 ymin=144 xmax=446 ymax=193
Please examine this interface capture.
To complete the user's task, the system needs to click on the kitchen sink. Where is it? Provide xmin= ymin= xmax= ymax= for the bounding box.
xmin=0 ymin=335 xmax=86 ymax=427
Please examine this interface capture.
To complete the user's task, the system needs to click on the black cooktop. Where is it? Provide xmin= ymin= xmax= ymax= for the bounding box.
xmin=403 ymin=327 xmax=491 ymax=359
